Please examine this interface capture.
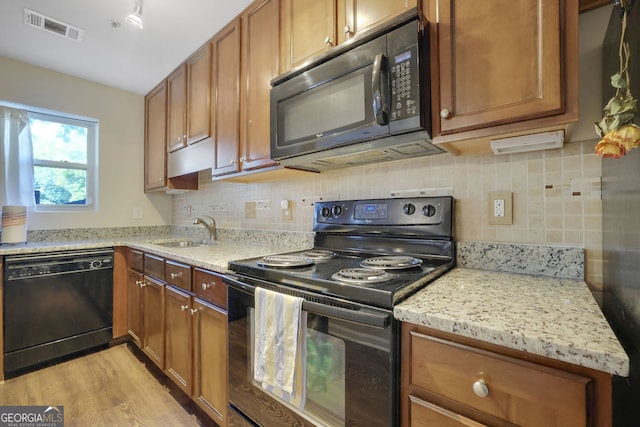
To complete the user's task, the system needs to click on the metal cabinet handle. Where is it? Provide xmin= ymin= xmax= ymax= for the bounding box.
xmin=229 ymin=159 xmax=236 ymax=165
xmin=180 ymin=304 xmax=189 ymax=312
xmin=440 ymin=108 xmax=452 ymax=119
xmin=472 ymin=379 xmax=489 ymax=397
xmin=170 ymin=272 xmax=183 ymax=279
xmin=139 ymin=281 xmax=147 ymax=288
xmin=239 ymin=156 xmax=245 ymax=162
xmin=201 ymin=282 xmax=212 ymax=291
xmin=190 ymin=308 xmax=200 ymax=315
xmin=323 ymin=36 xmax=334 ymax=47
xmin=344 ymin=25 xmax=354 ymax=36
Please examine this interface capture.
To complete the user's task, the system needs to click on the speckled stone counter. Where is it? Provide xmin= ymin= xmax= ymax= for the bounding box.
xmin=394 ymin=267 xmax=630 ymax=376
xmin=0 ymin=229 xmax=314 ymax=274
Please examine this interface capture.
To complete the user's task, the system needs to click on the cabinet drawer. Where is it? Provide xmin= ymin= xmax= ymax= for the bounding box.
xmin=165 ymin=260 xmax=192 ymax=292
xmin=144 ymin=253 xmax=165 ymax=281
xmin=193 ymin=268 xmax=227 ymax=309
xmin=128 ymin=249 xmax=143 ymax=272
xmin=409 ymin=332 xmax=591 ymax=426
xmin=409 ymin=395 xmax=488 ymax=427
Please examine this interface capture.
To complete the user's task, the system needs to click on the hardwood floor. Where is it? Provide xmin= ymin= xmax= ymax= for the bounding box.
xmin=0 ymin=344 xmax=208 ymax=426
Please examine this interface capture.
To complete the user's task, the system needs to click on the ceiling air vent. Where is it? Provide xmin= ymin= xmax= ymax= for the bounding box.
xmin=24 ymin=8 xmax=85 ymax=43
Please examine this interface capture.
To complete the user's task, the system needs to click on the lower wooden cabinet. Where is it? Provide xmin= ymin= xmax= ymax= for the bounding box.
xmin=402 ymin=323 xmax=613 ymax=427
xmin=142 ymin=275 xmax=165 ymax=369
xmin=192 ymin=298 xmax=228 ymax=425
xmin=121 ymin=249 xmax=228 ymax=426
xmin=165 ymin=285 xmax=194 ymax=395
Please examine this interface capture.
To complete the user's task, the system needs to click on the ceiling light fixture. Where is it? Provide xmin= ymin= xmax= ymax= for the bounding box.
xmin=126 ymin=0 xmax=144 ymax=29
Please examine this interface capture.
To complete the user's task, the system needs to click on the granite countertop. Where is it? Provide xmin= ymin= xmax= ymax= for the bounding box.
xmin=0 ymin=236 xmax=311 ymax=275
xmin=394 ymin=267 xmax=630 ymax=377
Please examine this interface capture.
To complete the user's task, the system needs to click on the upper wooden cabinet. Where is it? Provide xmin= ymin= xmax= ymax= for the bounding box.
xmin=212 ymin=19 xmax=242 ymax=177
xmin=280 ymin=0 xmax=336 ymax=71
xmin=281 ymin=0 xmax=412 ymax=71
xmin=144 ymin=81 xmax=198 ymax=192
xmin=167 ymin=44 xmax=212 ymax=153
xmin=339 ymin=0 xmax=413 ymax=43
xmin=427 ymin=0 xmax=579 ymax=153
xmin=240 ymin=0 xmax=280 ymax=172
xmin=144 ymin=82 xmax=168 ymax=191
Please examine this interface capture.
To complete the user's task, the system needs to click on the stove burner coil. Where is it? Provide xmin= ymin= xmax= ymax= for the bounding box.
xmin=331 ymin=268 xmax=392 ymax=284
xmin=360 ymin=255 xmax=423 ymax=270
xmin=302 ymin=249 xmax=337 ymax=261
xmin=258 ymin=255 xmax=314 ymax=268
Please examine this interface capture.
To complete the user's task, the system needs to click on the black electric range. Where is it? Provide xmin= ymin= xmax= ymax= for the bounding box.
xmin=228 ymin=196 xmax=455 ymax=309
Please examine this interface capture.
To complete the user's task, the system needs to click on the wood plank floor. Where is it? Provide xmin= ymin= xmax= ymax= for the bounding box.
xmin=0 ymin=344 xmax=206 ymax=426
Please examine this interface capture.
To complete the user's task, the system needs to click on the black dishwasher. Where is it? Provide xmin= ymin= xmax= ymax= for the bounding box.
xmin=3 ymin=249 xmax=114 ymax=375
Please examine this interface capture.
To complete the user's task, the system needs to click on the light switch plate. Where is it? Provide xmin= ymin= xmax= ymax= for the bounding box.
xmin=245 ymin=201 xmax=256 ymax=219
xmin=489 ymin=191 xmax=513 ymax=225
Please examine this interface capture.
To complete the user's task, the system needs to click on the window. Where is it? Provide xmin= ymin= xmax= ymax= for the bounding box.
xmin=29 ymin=112 xmax=97 ymax=210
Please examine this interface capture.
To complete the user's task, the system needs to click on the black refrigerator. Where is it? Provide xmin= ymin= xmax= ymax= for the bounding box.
xmin=601 ymin=3 xmax=640 ymax=426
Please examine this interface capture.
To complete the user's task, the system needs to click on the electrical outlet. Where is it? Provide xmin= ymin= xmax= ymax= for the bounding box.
xmin=489 ymin=191 xmax=512 ymax=225
xmin=133 ymin=207 xmax=143 ymax=219
xmin=281 ymin=199 xmax=292 ymax=221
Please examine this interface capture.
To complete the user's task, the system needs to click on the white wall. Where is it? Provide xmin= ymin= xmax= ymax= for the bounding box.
xmin=0 ymin=56 xmax=172 ymax=229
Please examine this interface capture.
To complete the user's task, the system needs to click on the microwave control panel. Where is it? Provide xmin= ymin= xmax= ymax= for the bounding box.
xmin=390 ymin=44 xmax=419 ymax=122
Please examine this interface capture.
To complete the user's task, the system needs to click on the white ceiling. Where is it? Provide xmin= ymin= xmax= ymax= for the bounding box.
xmin=0 ymin=0 xmax=254 ymax=95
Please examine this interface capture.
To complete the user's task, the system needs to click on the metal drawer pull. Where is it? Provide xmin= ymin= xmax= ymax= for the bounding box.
xmin=190 ymin=308 xmax=200 ymax=315
xmin=201 ymin=282 xmax=212 ymax=290
xmin=472 ymin=379 xmax=489 ymax=397
xmin=170 ymin=272 xmax=183 ymax=279
xmin=180 ymin=305 xmax=189 ymax=311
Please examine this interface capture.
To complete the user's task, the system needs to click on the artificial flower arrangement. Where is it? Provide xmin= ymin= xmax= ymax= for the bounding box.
xmin=595 ymin=0 xmax=640 ymax=158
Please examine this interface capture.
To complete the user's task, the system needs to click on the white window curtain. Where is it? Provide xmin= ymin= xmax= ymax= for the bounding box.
xmin=0 ymin=106 xmax=35 ymax=207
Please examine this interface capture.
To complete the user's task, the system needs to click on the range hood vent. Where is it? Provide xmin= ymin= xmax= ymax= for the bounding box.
xmin=24 ymin=8 xmax=85 ymax=43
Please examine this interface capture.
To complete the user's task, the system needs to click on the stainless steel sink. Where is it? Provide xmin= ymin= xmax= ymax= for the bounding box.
xmin=153 ymin=240 xmax=214 ymax=248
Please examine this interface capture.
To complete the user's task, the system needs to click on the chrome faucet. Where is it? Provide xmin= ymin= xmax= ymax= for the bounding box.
xmin=193 ymin=215 xmax=217 ymax=241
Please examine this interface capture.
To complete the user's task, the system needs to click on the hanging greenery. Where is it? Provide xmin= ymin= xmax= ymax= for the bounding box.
xmin=595 ymin=0 xmax=640 ymax=158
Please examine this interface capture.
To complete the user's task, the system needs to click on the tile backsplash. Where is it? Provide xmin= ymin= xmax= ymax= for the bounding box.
xmin=173 ymin=139 xmax=603 ymax=289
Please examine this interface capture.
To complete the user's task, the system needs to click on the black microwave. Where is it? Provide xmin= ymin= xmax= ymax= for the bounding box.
xmin=270 ymin=10 xmax=443 ymax=172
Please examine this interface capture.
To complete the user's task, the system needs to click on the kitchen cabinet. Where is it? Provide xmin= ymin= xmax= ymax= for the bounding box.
xmin=140 ymin=254 xmax=166 ymax=370
xmin=192 ymin=298 xmax=228 ymax=426
xmin=280 ymin=0 xmax=412 ymax=71
xmin=426 ymin=0 xmax=579 ymax=154
xmin=280 ymin=0 xmax=335 ymax=71
xmin=192 ymin=268 xmax=228 ymax=426
xmin=165 ymin=285 xmax=193 ymax=396
xmin=144 ymin=81 xmax=198 ymax=193
xmin=340 ymin=0 xmax=413 ymax=43
xmin=211 ymin=19 xmax=242 ymax=177
xmin=167 ymin=44 xmax=212 ymax=153
xmin=401 ymin=323 xmax=613 ymax=427
xmin=239 ymin=0 xmax=280 ymax=173
xmin=125 ymin=249 xmax=144 ymax=347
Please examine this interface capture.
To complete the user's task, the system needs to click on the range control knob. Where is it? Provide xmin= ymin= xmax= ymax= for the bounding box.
xmin=332 ymin=205 xmax=343 ymax=217
xmin=321 ymin=207 xmax=331 ymax=218
xmin=422 ymin=204 xmax=437 ymax=217
xmin=402 ymin=203 xmax=416 ymax=215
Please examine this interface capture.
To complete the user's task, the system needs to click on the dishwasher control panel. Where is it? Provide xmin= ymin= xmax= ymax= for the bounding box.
xmin=4 ymin=249 xmax=114 ymax=280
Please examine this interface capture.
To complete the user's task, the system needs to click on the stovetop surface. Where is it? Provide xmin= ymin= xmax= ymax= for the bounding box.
xmin=228 ymin=248 xmax=454 ymax=309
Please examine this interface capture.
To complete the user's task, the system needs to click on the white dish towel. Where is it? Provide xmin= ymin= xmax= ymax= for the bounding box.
xmin=254 ymin=287 xmax=307 ymax=409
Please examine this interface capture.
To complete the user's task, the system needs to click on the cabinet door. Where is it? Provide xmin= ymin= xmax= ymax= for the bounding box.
xmin=127 ymin=268 xmax=144 ymax=347
xmin=186 ymin=44 xmax=212 ymax=145
xmin=280 ymin=0 xmax=336 ymax=71
xmin=340 ymin=0 xmax=412 ymax=44
xmin=165 ymin=285 xmax=193 ymax=395
xmin=142 ymin=275 xmax=165 ymax=369
xmin=192 ymin=298 xmax=228 ymax=426
xmin=144 ymin=82 xmax=167 ymax=191
xmin=436 ymin=0 xmax=563 ymax=135
xmin=240 ymin=0 xmax=280 ymax=172
xmin=167 ymin=65 xmax=187 ymax=152
xmin=212 ymin=19 xmax=242 ymax=177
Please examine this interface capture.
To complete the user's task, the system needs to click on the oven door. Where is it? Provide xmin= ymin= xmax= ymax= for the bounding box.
xmin=225 ymin=275 xmax=399 ymax=427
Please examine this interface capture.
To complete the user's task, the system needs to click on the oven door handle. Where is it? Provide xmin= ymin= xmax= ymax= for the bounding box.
xmin=224 ymin=275 xmax=391 ymax=328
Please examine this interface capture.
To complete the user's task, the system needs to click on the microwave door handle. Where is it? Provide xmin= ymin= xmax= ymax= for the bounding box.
xmin=372 ymin=53 xmax=388 ymax=126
